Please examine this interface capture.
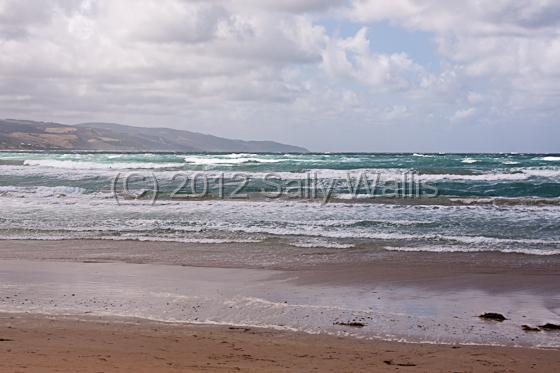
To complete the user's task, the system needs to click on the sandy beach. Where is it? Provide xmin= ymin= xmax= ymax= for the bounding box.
xmin=0 ymin=239 xmax=559 ymax=372
xmin=1 ymin=313 xmax=560 ymax=373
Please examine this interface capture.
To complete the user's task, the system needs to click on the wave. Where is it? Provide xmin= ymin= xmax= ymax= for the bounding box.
xmin=541 ymin=156 xmax=560 ymax=162
xmin=220 ymin=167 xmax=560 ymax=182
xmin=101 ymin=236 xmax=263 ymax=244
xmin=3 ymin=152 xmax=560 ymax=185
xmin=0 ymin=234 xmax=262 ymax=244
xmin=23 ymin=159 xmax=184 ymax=170
xmin=4 ymin=205 xmax=558 ymax=246
xmin=1 ymin=226 xmax=557 ymax=255
xmin=11 ymin=162 xmax=560 ymax=181
xmin=188 ymin=224 xmax=560 ymax=246
xmin=446 ymin=197 xmax=560 ymax=206
xmin=420 ymin=167 xmax=560 ymax=181
xmin=183 ymin=156 xmax=281 ymax=165
xmin=221 ymin=153 xmax=259 ymax=158
xmin=183 ymin=154 xmax=368 ymax=165
xmin=0 ymin=185 xmax=87 ymax=197
xmin=288 ymin=238 xmax=354 ymax=249
xmin=383 ymin=245 xmax=560 ymax=256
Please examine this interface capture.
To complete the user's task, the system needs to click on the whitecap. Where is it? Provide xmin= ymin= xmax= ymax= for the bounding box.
xmin=183 ymin=156 xmax=281 ymax=165
xmin=0 ymin=185 xmax=87 ymax=197
xmin=384 ymin=245 xmax=559 ymax=256
xmin=289 ymin=238 xmax=354 ymax=249
xmin=23 ymin=159 xmax=183 ymax=170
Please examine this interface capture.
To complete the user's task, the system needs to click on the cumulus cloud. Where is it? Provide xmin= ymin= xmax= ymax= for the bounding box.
xmin=322 ymin=27 xmax=426 ymax=91
xmin=0 ymin=0 xmax=327 ymax=110
xmin=0 ymin=0 xmax=559 ymax=151
xmin=349 ymin=0 xmax=560 ymax=91
xmin=346 ymin=1 xmax=560 ymax=142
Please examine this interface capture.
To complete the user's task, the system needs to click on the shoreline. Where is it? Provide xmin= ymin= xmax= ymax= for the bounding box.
xmin=2 ymin=238 xmax=560 ymax=294
xmin=1 ymin=239 xmax=558 ymax=268
xmin=1 ymin=312 xmax=559 ymax=372
xmin=0 ymin=241 xmax=559 ymax=349
xmin=1 ymin=239 xmax=559 ymax=292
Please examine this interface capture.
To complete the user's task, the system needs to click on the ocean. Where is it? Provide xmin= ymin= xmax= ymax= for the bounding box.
xmin=1 ymin=151 xmax=559 ymax=256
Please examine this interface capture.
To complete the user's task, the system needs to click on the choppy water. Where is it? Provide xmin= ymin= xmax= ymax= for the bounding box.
xmin=1 ymin=151 xmax=559 ymax=255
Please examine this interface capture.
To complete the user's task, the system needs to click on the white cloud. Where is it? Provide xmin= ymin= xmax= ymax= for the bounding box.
xmin=0 ymin=0 xmax=559 ymax=151
xmin=350 ymin=0 xmax=560 ymax=90
xmin=346 ymin=0 xmax=560 ymax=137
xmin=451 ymin=107 xmax=476 ymax=122
xmin=233 ymin=0 xmax=347 ymax=13
xmin=0 ymin=0 xmax=328 ymax=107
xmin=321 ymin=27 xmax=426 ymax=90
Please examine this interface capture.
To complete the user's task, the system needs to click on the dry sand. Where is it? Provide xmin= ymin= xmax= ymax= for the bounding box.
xmin=1 ymin=313 xmax=559 ymax=373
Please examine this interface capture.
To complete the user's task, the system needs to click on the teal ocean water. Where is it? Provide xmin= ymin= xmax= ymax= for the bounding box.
xmin=1 ymin=152 xmax=559 ymax=255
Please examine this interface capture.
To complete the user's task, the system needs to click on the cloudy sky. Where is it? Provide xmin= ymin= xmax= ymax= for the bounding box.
xmin=1 ymin=0 xmax=559 ymax=152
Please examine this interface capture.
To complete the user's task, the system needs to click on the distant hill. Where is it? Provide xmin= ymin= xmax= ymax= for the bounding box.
xmin=0 ymin=119 xmax=308 ymax=152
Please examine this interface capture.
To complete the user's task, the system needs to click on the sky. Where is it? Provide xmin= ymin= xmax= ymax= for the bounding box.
xmin=1 ymin=0 xmax=560 ymax=152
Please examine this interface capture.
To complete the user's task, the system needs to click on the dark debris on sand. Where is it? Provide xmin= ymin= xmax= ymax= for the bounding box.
xmin=228 ymin=327 xmax=251 ymax=332
xmin=384 ymin=359 xmax=417 ymax=367
xmin=478 ymin=313 xmax=507 ymax=322
xmin=539 ymin=323 xmax=560 ymax=331
xmin=334 ymin=321 xmax=366 ymax=328
xmin=522 ymin=325 xmax=541 ymax=332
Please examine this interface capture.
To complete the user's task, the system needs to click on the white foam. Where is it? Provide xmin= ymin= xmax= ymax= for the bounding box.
xmin=0 ymin=185 xmax=87 ymax=197
xmin=101 ymin=236 xmax=262 ymax=244
xmin=289 ymin=238 xmax=354 ymax=249
xmin=1 ymin=195 xmax=558 ymax=256
xmin=420 ymin=167 xmax=560 ymax=181
xmin=384 ymin=245 xmax=560 ymax=256
xmin=541 ymin=156 xmax=560 ymax=162
xmin=0 ymin=234 xmax=261 ymax=244
xmin=222 ymin=153 xmax=259 ymax=158
xmin=183 ymin=156 xmax=281 ymax=165
xmin=461 ymin=158 xmax=478 ymax=164
xmin=522 ymin=168 xmax=560 ymax=178
xmin=202 ymin=223 xmax=560 ymax=245
xmin=23 ymin=159 xmax=183 ymax=170
xmin=154 ymin=167 xmax=557 ymax=182
xmin=4 ymin=159 xmax=560 ymax=183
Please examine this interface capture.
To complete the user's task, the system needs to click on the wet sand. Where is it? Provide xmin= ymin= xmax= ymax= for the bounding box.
xmin=1 ymin=313 xmax=559 ymax=373
xmin=0 ymin=239 xmax=557 ymax=273
xmin=1 ymin=239 xmax=559 ymax=297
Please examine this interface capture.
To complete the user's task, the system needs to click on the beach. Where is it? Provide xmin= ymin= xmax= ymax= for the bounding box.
xmin=1 ymin=239 xmax=559 ymax=372
xmin=2 ymin=313 xmax=560 ymax=373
